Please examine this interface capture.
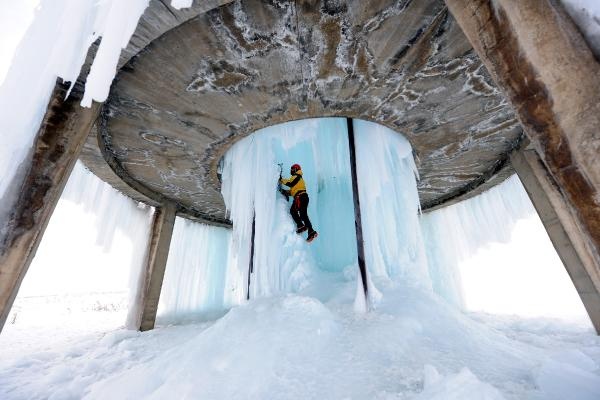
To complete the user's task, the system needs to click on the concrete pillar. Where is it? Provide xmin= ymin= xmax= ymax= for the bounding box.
xmin=134 ymin=203 xmax=176 ymax=331
xmin=446 ymin=0 xmax=600 ymax=321
xmin=0 ymin=81 xmax=101 ymax=334
xmin=512 ymin=149 xmax=600 ymax=333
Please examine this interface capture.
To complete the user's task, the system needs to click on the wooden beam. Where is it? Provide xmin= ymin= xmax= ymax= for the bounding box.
xmin=347 ymin=118 xmax=369 ymax=301
xmin=0 ymin=81 xmax=101 ymax=333
xmin=512 ymin=149 xmax=600 ymax=333
xmin=135 ymin=203 xmax=176 ymax=331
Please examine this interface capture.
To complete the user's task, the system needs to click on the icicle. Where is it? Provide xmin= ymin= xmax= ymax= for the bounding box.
xmin=353 ymin=272 xmax=367 ymax=313
xmin=221 ymin=118 xmax=357 ymax=302
xmin=420 ymin=175 xmax=535 ymax=307
xmin=156 ymin=218 xmax=232 ymax=324
xmin=353 ymin=119 xmax=431 ymax=291
xmin=14 ymin=162 xmax=154 ymax=328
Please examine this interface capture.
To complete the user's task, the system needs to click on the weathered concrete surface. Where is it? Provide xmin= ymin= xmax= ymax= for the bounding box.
xmin=446 ymin=0 xmax=600 ymax=289
xmin=88 ymin=0 xmax=523 ymax=222
xmin=0 ymin=81 xmax=101 ymax=333
xmin=133 ymin=203 xmax=176 ymax=332
xmin=512 ymin=149 xmax=600 ymax=334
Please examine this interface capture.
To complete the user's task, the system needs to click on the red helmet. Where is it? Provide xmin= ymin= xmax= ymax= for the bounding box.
xmin=291 ymin=163 xmax=301 ymax=173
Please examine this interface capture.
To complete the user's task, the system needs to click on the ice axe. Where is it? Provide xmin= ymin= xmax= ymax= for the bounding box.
xmin=277 ymin=163 xmax=290 ymax=201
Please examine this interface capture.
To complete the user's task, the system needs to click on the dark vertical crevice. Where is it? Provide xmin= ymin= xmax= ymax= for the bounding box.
xmin=346 ymin=118 xmax=368 ymax=300
xmin=246 ymin=212 xmax=256 ymax=300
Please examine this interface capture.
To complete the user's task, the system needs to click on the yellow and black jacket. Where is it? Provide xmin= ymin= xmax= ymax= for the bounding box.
xmin=280 ymin=169 xmax=306 ymax=197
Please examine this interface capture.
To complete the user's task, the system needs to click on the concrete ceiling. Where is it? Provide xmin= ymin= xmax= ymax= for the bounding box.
xmin=81 ymin=0 xmax=523 ymax=224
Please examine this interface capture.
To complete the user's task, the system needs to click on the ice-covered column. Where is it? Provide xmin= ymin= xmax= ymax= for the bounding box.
xmin=132 ymin=203 xmax=176 ymax=331
xmin=445 ymin=0 xmax=600 ymax=291
xmin=0 ymin=82 xmax=101 ymax=333
xmin=512 ymin=149 xmax=600 ymax=334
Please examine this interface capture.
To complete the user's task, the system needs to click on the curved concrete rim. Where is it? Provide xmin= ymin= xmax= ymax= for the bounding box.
xmin=92 ymin=0 xmax=524 ymax=224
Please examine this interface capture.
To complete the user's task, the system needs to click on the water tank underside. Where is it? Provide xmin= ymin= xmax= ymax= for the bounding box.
xmin=81 ymin=0 xmax=523 ymax=224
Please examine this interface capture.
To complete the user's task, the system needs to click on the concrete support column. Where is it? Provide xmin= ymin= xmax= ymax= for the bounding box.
xmin=445 ymin=0 xmax=600 ymax=312
xmin=512 ymin=149 xmax=600 ymax=333
xmin=134 ymin=203 xmax=176 ymax=332
xmin=0 ymin=81 xmax=101 ymax=334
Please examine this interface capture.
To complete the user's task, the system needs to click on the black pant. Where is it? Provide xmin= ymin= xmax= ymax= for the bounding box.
xmin=290 ymin=192 xmax=314 ymax=233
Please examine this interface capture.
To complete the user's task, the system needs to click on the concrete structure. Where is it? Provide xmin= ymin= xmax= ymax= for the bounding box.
xmin=447 ymin=0 xmax=600 ymax=332
xmin=0 ymin=0 xmax=599 ymax=333
xmin=94 ymin=0 xmax=522 ymax=221
xmin=133 ymin=203 xmax=177 ymax=332
xmin=512 ymin=148 xmax=600 ymax=333
xmin=0 ymin=82 xmax=101 ymax=332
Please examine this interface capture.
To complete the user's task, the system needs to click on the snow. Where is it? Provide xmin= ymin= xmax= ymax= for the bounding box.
xmin=416 ymin=366 xmax=505 ymax=400
xmin=561 ymin=0 xmax=600 ymax=58
xmin=80 ymin=0 xmax=150 ymax=107
xmin=1 ymin=281 xmax=599 ymax=399
xmin=171 ymin=0 xmax=194 ymax=10
xmin=0 ymin=0 xmax=195 ymax=235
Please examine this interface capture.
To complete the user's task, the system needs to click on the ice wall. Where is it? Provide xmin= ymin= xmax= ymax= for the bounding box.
xmin=157 ymin=218 xmax=232 ymax=324
xmin=354 ymin=120 xmax=430 ymax=294
xmin=221 ymin=118 xmax=357 ymax=303
xmin=17 ymin=162 xmax=154 ymax=328
xmin=420 ymin=175 xmax=535 ymax=307
xmin=171 ymin=118 xmax=535 ymax=318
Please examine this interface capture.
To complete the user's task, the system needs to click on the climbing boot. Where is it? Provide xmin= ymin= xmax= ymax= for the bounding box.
xmin=307 ymin=231 xmax=318 ymax=243
xmin=296 ymin=226 xmax=308 ymax=234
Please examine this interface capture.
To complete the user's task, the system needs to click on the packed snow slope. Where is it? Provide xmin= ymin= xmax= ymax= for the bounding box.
xmin=1 ymin=277 xmax=599 ymax=400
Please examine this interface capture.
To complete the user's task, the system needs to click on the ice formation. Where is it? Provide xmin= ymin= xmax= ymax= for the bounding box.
xmin=354 ymin=120 xmax=430 ymax=291
xmin=12 ymin=162 xmax=154 ymax=329
xmin=0 ymin=0 xmax=191 ymax=235
xmin=220 ymin=118 xmax=358 ymax=305
xmin=168 ymin=118 xmax=538 ymax=316
xmin=218 ymin=117 xmax=443 ymax=311
xmin=157 ymin=218 xmax=232 ymax=324
xmin=420 ymin=175 xmax=535 ymax=308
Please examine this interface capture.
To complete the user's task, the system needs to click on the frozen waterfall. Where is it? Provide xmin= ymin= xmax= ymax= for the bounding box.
xmin=156 ymin=118 xmax=540 ymax=320
xmin=219 ymin=118 xmax=436 ymax=308
xmin=14 ymin=161 xmax=154 ymax=329
xmin=157 ymin=218 xmax=232 ymax=324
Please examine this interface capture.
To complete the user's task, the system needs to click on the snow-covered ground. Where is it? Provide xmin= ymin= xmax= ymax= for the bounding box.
xmin=2 ymin=119 xmax=598 ymax=399
xmin=1 ymin=279 xmax=599 ymax=400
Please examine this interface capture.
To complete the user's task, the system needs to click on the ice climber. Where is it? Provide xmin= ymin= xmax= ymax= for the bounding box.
xmin=279 ymin=163 xmax=318 ymax=243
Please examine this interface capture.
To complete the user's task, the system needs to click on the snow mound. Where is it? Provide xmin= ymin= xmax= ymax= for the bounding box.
xmin=415 ymin=365 xmax=505 ymax=400
xmin=85 ymin=295 xmax=339 ymax=399
xmin=536 ymin=350 xmax=600 ymax=400
xmin=2 ymin=283 xmax=600 ymax=399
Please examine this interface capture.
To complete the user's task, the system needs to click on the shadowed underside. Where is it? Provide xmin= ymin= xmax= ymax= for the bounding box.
xmin=83 ymin=0 xmax=523 ymax=223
